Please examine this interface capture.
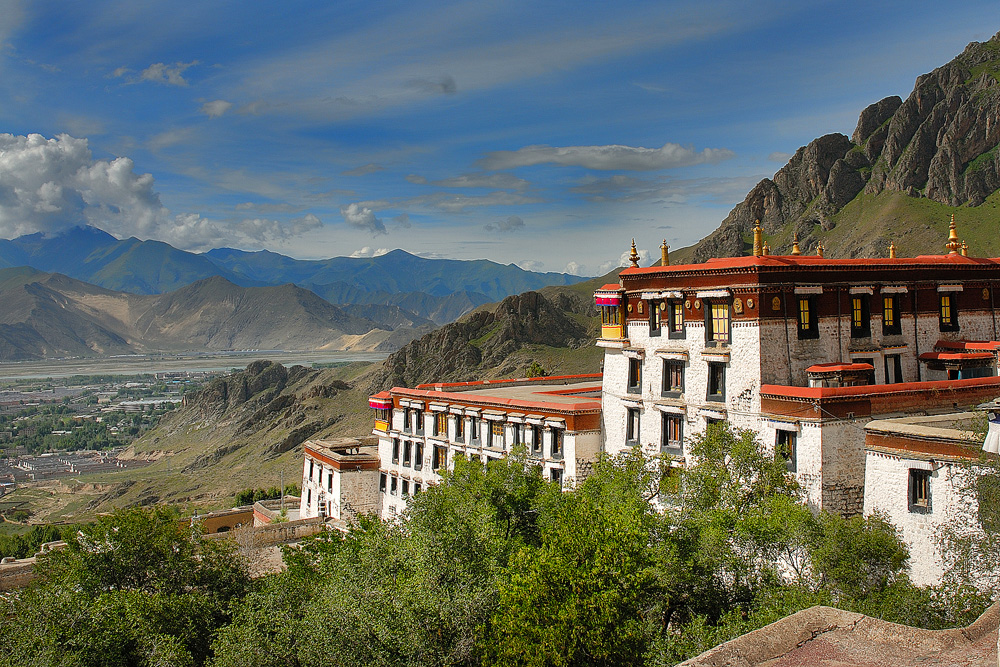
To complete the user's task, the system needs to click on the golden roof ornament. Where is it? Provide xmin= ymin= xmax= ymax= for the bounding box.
xmin=961 ymin=241 xmax=969 ymax=257
xmin=660 ymin=239 xmax=670 ymax=266
xmin=762 ymin=241 xmax=770 ymax=256
xmin=889 ymin=242 xmax=897 ymax=259
xmin=790 ymin=232 xmax=801 ymax=256
xmin=946 ymin=214 xmax=961 ymax=254
xmin=752 ymin=220 xmax=763 ymax=257
xmin=628 ymin=238 xmax=640 ymax=268
xmin=816 ymin=241 xmax=825 ymax=258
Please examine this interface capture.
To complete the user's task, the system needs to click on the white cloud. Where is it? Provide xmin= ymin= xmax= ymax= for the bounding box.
xmin=0 ymin=133 xmax=320 ymax=251
xmin=0 ymin=0 xmax=25 ymax=52
xmin=516 ymin=260 xmax=544 ymax=272
xmin=570 ymin=174 xmax=762 ymax=204
xmin=350 ymin=246 xmax=391 ymax=258
xmin=340 ymin=202 xmax=386 ymax=235
xmin=484 ymin=215 xmax=524 ymax=233
xmin=768 ymin=151 xmax=793 ymax=163
xmin=391 ymin=213 xmax=411 ymax=228
xmin=478 ymin=142 xmax=735 ymax=171
xmin=564 ymin=261 xmax=583 ymax=275
xmin=200 ymin=99 xmax=233 ymax=118
xmin=137 ymin=61 xmax=198 ymax=86
xmin=409 ymin=191 xmax=542 ymax=213
xmin=410 ymin=172 xmax=530 ymax=190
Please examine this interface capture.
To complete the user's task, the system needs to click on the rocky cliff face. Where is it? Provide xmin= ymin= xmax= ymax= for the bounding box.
xmin=693 ymin=32 xmax=1000 ymax=260
xmin=368 ymin=291 xmax=595 ymax=392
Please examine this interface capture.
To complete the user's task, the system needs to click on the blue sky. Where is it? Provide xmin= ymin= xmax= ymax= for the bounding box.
xmin=0 ymin=1 xmax=996 ymax=276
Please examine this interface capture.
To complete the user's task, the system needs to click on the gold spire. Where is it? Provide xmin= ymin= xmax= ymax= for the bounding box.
xmin=946 ymin=214 xmax=961 ymax=254
xmin=752 ymin=220 xmax=763 ymax=257
xmin=961 ymin=241 xmax=969 ymax=257
xmin=889 ymin=242 xmax=896 ymax=259
xmin=660 ymin=239 xmax=670 ymax=266
xmin=816 ymin=241 xmax=825 ymax=258
xmin=790 ymin=232 xmax=801 ymax=256
xmin=628 ymin=238 xmax=640 ymax=267
xmin=762 ymin=241 xmax=770 ymax=256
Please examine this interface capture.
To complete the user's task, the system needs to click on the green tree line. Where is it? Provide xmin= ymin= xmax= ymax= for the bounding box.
xmin=0 ymin=423 xmax=992 ymax=666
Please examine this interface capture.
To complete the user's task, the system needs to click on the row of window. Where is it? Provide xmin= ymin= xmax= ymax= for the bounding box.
xmin=605 ymin=292 xmax=962 ymax=343
xmin=305 ymin=459 xmax=334 ymax=492
xmin=396 ymin=410 xmax=564 ymax=456
xmin=625 ymin=410 xmax=684 ymax=453
xmin=380 ymin=472 xmax=423 ymax=498
xmin=627 ymin=358 xmax=725 ymax=402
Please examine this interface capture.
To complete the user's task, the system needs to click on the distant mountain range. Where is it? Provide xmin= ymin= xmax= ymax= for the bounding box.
xmin=677 ymin=31 xmax=1000 ymax=263
xmin=0 ymin=226 xmax=587 ymax=325
xmin=0 ymin=267 xmax=435 ymax=361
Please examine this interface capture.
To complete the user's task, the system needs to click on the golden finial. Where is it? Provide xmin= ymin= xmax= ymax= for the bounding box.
xmin=946 ymin=213 xmax=961 ymax=254
xmin=816 ymin=241 xmax=825 ymax=258
xmin=628 ymin=238 xmax=640 ymax=267
xmin=660 ymin=239 xmax=670 ymax=266
xmin=889 ymin=242 xmax=896 ymax=259
xmin=762 ymin=241 xmax=770 ymax=256
xmin=961 ymin=241 xmax=969 ymax=257
xmin=752 ymin=220 xmax=763 ymax=257
xmin=790 ymin=232 xmax=801 ymax=256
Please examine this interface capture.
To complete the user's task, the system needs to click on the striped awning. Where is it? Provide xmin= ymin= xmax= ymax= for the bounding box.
xmin=594 ymin=283 xmax=623 ymax=306
xmin=369 ymin=392 xmax=393 ymax=409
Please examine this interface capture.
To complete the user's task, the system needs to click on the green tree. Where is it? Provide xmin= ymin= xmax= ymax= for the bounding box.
xmin=0 ymin=506 xmax=250 ymax=667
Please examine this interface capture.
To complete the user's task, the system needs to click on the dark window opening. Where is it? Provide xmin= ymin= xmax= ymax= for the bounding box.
xmin=551 ymin=468 xmax=563 ymax=487
xmin=661 ymin=413 xmax=682 ymax=454
xmin=414 ymin=411 xmax=424 ymax=435
xmin=531 ymin=425 xmax=543 ymax=454
xmin=627 ymin=357 xmax=642 ymax=394
xmin=707 ymin=362 xmax=726 ymax=402
xmin=403 ymin=441 xmax=412 ymax=467
xmin=662 ymin=360 xmax=684 ymax=396
xmin=626 ymin=408 xmax=641 ymax=446
xmin=939 ymin=294 xmax=959 ymax=331
xmin=391 ymin=438 xmax=400 ymax=464
xmin=851 ymin=295 xmax=871 ymax=338
xmin=909 ymin=468 xmax=931 ymax=513
xmin=884 ymin=354 xmax=903 ymax=384
xmin=403 ymin=408 xmax=412 ymax=433
xmin=882 ymin=294 xmax=901 ymax=335
xmin=776 ymin=430 xmax=797 ymax=472
xmin=551 ymin=429 xmax=563 ymax=458
xmin=379 ymin=472 xmax=387 ymax=493
xmin=415 ymin=442 xmax=423 ymax=470
xmin=649 ymin=300 xmax=662 ymax=336
xmin=455 ymin=417 xmax=464 ymax=443
xmin=797 ymin=297 xmax=818 ymax=339
xmin=668 ymin=301 xmax=685 ymax=339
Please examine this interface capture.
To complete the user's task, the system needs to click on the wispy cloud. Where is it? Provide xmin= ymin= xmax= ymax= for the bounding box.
xmin=570 ymin=174 xmax=763 ymax=204
xmin=342 ymin=163 xmax=384 ymax=177
xmin=114 ymin=61 xmax=199 ymax=86
xmin=478 ymin=142 xmax=735 ymax=171
xmin=350 ymin=246 xmax=391 ymax=258
xmin=408 ymin=172 xmax=530 ymax=190
xmin=200 ymin=99 xmax=232 ymax=118
xmin=484 ymin=215 xmax=524 ymax=233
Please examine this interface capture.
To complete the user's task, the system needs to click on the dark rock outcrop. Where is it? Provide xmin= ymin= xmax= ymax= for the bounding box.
xmin=691 ymin=32 xmax=1000 ymax=260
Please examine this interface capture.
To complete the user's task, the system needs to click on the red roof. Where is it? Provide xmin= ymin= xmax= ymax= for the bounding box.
xmin=935 ymin=340 xmax=1000 ymax=351
xmin=618 ymin=253 xmax=1000 ymax=275
xmin=595 ymin=283 xmax=622 ymax=292
xmin=761 ymin=375 xmax=1000 ymax=400
xmin=806 ymin=363 xmax=874 ymax=373
xmin=918 ymin=352 xmax=994 ymax=361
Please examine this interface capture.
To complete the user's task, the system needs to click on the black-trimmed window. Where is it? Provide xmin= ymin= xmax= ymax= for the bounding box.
xmin=414 ymin=411 xmax=424 ymax=435
xmin=882 ymin=294 xmax=901 ymax=335
xmin=470 ymin=418 xmax=480 ymax=444
xmin=668 ymin=301 xmax=685 ymax=339
xmin=414 ymin=442 xmax=423 ymax=470
xmin=432 ymin=445 xmax=446 ymax=471
xmin=403 ymin=441 xmax=412 ymax=467
xmin=797 ymin=297 xmax=818 ymax=339
xmin=403 ymin=408 xmax=412 ymax=433
xmin=551 ymin=430 xmax=563 ymax=458
xmin=705 ymin=300 xmax=730 ymax=346
xmin=627 ymin=358 xmax=642 ymax=394
xmin=851 ymin=296 xmax=871 ymax=338
xmin=909 ymin=469 xmax=931 ymax=513
xmin=454 ymin=416 xmax=464 ymax=443
xmin=626 ymin=408 xmax=640 ymax=446
xmin=662 ymin=360 xmax=683 ymax=396
xmin=379 ymin=472 xmax=387 ymax=493
xmin=390 ymin=476 xmax=398 ymax=496
xmin=884 ymin=354 xmax=903 ymax=384
xmin=531 ymin=425 xmax=543 ymax=454
xmin=414 ymin=483 xmax=422 ymax=495
xmin=661 ymin=413 xmax=683 ymax=454
xmin=434 ymin=412 xmax=447 ymax=437
xmin=489 ymin=421 xmax=504 ymax=449
xmin=402 ymin=479 xmax=410 ymax=498
xmin=551 ymin=468 xmax=563 ymax=487
xmin=939 ymin=294 xmax=959 ymax=331
xmin=649 ymin=300 xmax=662 ymax=336
xmin=391 ymin=438 xmax=400 ymax=464
xmin=776 ymin=430 xmax=797 ymax=472
xmin=707 ymin=362 xmax=726 ymax=402
xmin=511 ymin=424 xmax=521 ymax=446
